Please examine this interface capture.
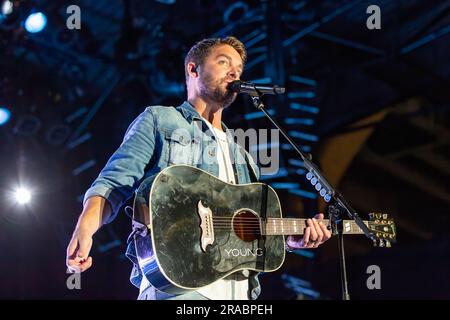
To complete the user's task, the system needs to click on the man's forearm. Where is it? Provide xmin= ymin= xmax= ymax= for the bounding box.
xmin=75 ymin=196 xmax=113 ymax=236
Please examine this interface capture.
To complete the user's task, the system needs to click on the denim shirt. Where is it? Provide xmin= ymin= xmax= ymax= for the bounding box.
xmin=83 ymin=101 xmax=262 ymax=299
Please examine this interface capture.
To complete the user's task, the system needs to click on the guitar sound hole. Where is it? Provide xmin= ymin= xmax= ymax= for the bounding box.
xmin=233 ymin=211 xmax=260 ymax=242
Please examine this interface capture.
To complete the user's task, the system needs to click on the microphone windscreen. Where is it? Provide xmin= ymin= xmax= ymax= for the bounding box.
xmin=227 ymin=80 xmax=242 ymax=93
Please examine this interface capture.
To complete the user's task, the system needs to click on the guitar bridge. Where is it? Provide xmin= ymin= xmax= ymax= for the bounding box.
xmin=197 ymin=200 xmax=215 ymax=252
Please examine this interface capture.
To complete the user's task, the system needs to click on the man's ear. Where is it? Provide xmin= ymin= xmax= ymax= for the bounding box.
xmin=187 ymin=62 xmax=198 ymax=77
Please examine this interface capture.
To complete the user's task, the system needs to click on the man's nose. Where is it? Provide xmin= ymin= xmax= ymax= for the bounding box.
xmin=227 ymin=68 xmax=238 ymax=79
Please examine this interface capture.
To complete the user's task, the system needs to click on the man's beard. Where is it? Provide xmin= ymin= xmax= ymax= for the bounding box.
xmin=199 ymin=72 xmax=237 ymax=108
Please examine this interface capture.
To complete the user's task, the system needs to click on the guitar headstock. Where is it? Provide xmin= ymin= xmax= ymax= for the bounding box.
xmin=368 ymin=213 xmax=397 ymax=248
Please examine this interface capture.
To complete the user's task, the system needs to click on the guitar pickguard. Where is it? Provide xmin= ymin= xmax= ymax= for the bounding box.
xmin=197 ymin=200 xmax=215 ymax=252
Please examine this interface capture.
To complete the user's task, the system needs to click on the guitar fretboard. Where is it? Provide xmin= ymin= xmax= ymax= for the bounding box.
xmin=263 ymin=218 xmax=369 ymax=236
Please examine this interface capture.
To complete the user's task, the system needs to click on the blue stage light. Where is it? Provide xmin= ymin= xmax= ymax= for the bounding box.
xmin=0 ymin=107 xmax=11 ymax=125
xmin=24 ymin=12 xmax=47 ymax=33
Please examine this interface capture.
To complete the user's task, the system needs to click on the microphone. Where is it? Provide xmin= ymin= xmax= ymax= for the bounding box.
xmin=228 ymin=80 xmax=286 ymax=95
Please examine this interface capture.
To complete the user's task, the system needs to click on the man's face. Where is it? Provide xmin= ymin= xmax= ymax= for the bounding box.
xmin=197 ymin=44 xmax=243 ymax=108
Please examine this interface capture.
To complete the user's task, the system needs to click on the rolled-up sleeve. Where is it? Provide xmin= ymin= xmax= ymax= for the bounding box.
xmin=83 ymin=107 xmax=156 ymax=223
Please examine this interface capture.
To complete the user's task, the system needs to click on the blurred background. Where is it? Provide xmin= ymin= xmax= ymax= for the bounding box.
xmin=0 ymin=0 xmax=449 ymax=299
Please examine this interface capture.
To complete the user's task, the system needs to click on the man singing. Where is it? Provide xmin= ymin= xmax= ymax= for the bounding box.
xmin=66 ymin=36 xmax=331 ymax=300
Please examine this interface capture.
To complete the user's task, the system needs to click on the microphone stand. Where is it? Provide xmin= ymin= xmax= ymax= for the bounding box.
xmin=248 ymin=92 xmax=376 ymax=300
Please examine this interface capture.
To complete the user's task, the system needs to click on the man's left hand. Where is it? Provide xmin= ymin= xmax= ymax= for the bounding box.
xmin=286 ymin=213 xmax=332 ymax=249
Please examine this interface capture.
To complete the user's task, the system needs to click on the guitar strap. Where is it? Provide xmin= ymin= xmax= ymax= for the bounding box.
xmin=230 ymin=160 xmax=240 ymax=184
xmin=256 ymin=183 xmax=268 ymax=271
xmin=243 ymin=151 xmax=258 ymax=183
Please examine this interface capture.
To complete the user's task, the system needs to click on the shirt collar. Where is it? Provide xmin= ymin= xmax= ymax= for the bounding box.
xmin=177 ymin=101 xmax=202 ymax=123
xmin=178 ymin=101 xmax=230 ymax=132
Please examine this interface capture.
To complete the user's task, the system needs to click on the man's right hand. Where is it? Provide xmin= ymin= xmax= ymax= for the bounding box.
xmin=66 ymin=229 xmax=94 ymax=273
xmin=66 ymin=196 xmax=112 ymax=273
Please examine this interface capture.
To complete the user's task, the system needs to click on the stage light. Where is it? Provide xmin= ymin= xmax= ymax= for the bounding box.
xmin=0 ymin=0 xmax=19 ymax=28
xmin=244 ymin=109 xmax=275 ymax=120
xmin=1 ymin=0 xmax=13 ymax=16
xmin=154 ymin=0 xmax=176 ymax=4
xmin=24 ymin=11 xmax=47 ymax=33
xmin=289 ymin=103 xmax=319 ymax=114
xmin=14 ymin=187 xmax=31 ymax=205
xmin=0 ymin=107 xmax=11 ymax=125
xmin=288 ymin=130 xmax=319 ymax=142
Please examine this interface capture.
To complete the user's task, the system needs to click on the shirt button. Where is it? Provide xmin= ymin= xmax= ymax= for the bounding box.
xmin=208 ymin=150 xmax=215 ymax=157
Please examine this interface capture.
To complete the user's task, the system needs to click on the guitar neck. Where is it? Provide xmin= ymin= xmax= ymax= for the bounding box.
xmin=263 ymin=218 xmax=369 ymax=236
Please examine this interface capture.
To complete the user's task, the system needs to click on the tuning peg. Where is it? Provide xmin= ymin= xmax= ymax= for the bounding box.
xmin=386 ymin=241 xmax=391 ymax=248
xmin=382 ymin=213 xmax=387 ymax=219
xmin=369 ymin=213 xmax=374 ymax=219
xmin=375 ymin=213 xmax=382 ymax=219
xmin=373 ymin=239 xmax=378 ymax=247
xmin=378 ymin=240 xmax=385 ymax=247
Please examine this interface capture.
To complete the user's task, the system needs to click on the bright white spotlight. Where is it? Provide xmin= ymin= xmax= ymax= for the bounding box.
xmin=15 ymin=188 xmax=31 ymax=204
xmin=24 ymin=11 xmax=47 ymax=33
xmin=1 ymin=0 xmax=13 ymax=16
xmin=0 ymin=107 xmax=11 ymax=125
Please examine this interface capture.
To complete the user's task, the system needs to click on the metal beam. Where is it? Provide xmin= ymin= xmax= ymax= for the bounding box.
xmin=66 ymin=73 xmax=122 ymax=144
xmin=401 ymin=24 xmax=450 ymax=54
xmin=361 ymin=148 xmax=450 ymax=203
xmin=339 ymin=181 xmax=433 ymax=240
xmin=413 ymin=152 xmax=450 ymax=176
xmin=386 ymin=142 xmax=444 ymax=160
xmin=282 ymin=0 xmax=365 ymax=48
xmin=310 ymin=31 xmax=386 ymax=56
xmin=265 ymin=1 xmax=285 ymax=86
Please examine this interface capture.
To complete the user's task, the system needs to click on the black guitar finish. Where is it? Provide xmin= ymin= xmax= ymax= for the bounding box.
xmin=147 ymin=165 xmax=285 ymax=293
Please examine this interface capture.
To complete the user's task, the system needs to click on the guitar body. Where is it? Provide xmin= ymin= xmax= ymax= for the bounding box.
xmin=142 ymin=165 xmax=285 ymax=294
xmin=132 ymin=165 xmax=397 ymax=294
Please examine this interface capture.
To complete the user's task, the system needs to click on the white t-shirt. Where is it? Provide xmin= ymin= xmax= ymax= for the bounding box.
xmin=196 ymin=119 xmax=249 ymax=300
xmin=212 ymin=127 xmax=236 ymax=184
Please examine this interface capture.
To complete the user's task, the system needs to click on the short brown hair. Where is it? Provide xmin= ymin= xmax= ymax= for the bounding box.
xmin=184 ymin=36 xmax=247 ymax=84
